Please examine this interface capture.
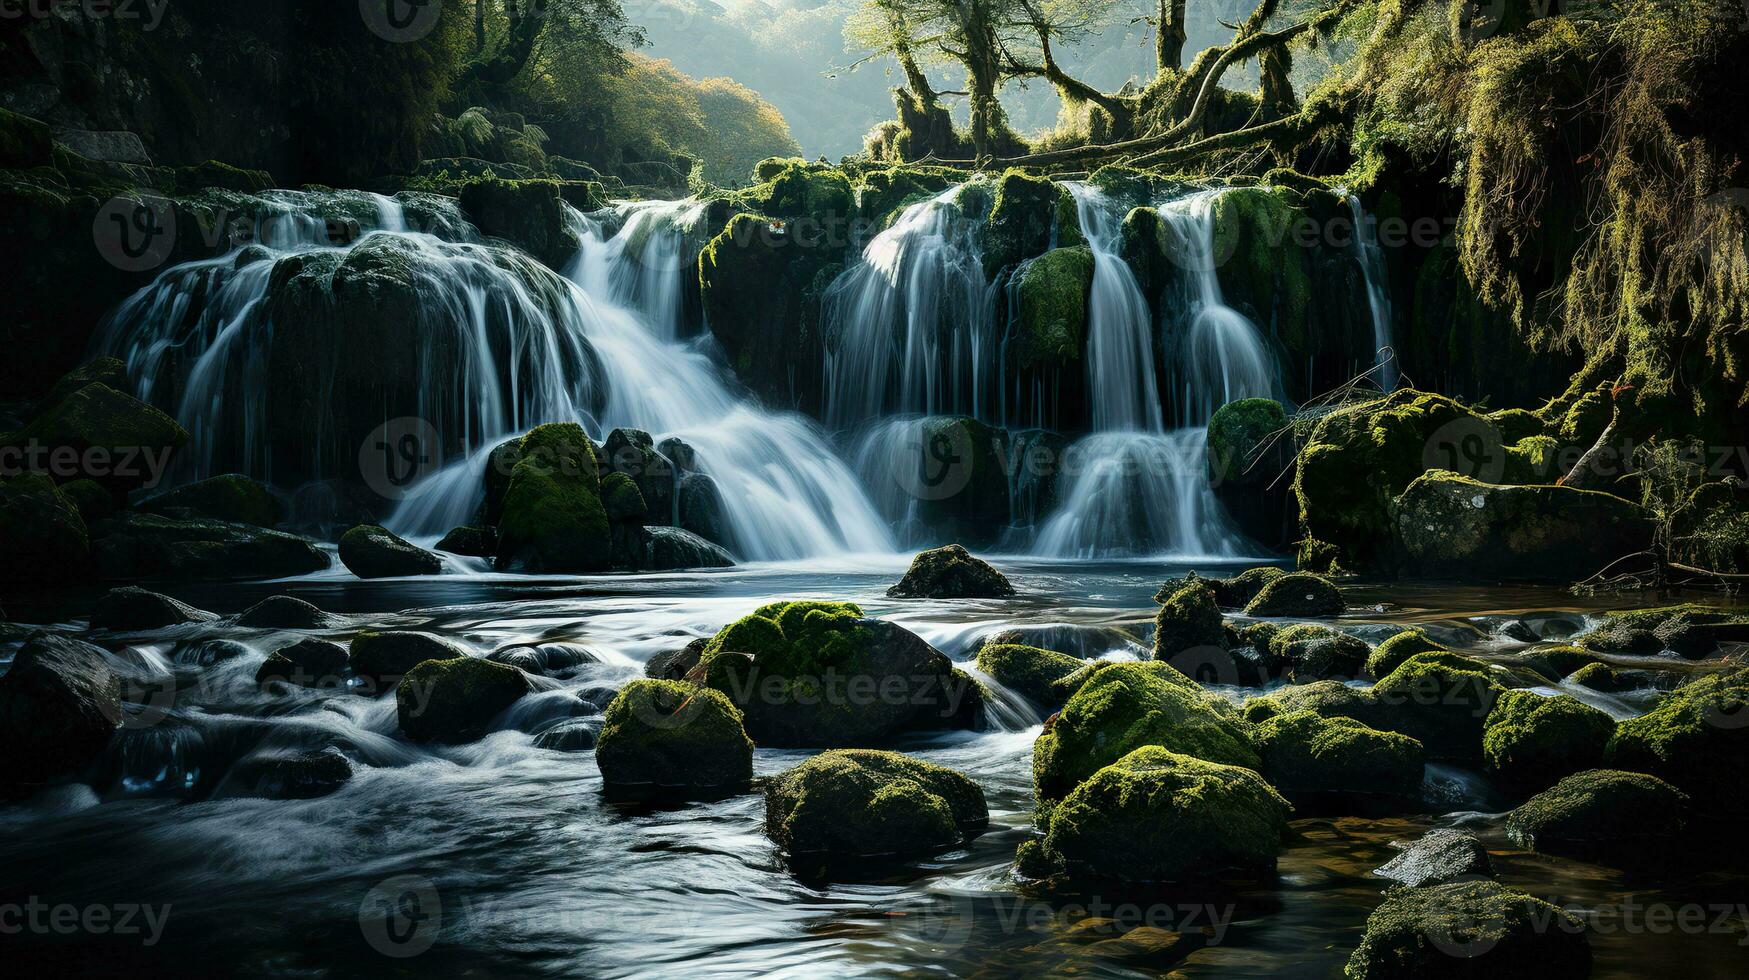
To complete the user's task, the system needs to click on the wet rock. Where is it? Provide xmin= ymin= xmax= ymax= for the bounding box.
xmin=90 ymin=513 xmax=330 ymax=581
xmin=1366 ymin=628 xmax=1447 ymax=679
xmin=91 ymin=586 xmax=216 ymax=630
xmin=644 ymin=526 xmax=735 ymax=570
xmin=1604 ymin=664 xmax=1749 ymax=815
xmin=256 ymin=638 xmax=350 ymax=689
xmin=1496 ymin=619 xmax=1540 ymax=643
xmin=675 ymin=472 xmax=731 ymax=546
xmin=1578 ymin=604 xmax=1749 ymax=659
xmin=644 ymin=637 xmax=706 ymax=681
xmin=1395 ymin=472 xmax=1655 ymax=582
xmin=1268 ymin=623 xmax=1368 ymax=681
xmin=3 ymin=382 xmax=188 ymax=495
xmin=349 ymin=631 xmax=470 ymax=691
xmin=0 ymin=472 xmax=91 ymax=589
xmin=887 ymin=544 xmax=1015 ymax=599
xmin=596 ymin=679 xmax=753 ymax=791
xmin=1033 ymin=661 xmax=1258 ymax=801
xmin=1205 ymin=566 xmax=1285 ymax=608
xmin=396 ymin=657 xmax=530 ymax=744
xmin=1519 ymin=645 xmax=1603 ymax=682
xmin=1506 ymin=769 xmax=1690 ymax=857
xmin=974 ymin=643 xmax=1085 ymax=710
xmin=139 ymin=474 xmax=281 ymax=527
xmin=1020 ymin=747 xmax=1289 ymax=884
xmin=58 ymin=479 xmax=114 ymax=523
xmin=1482 ymin=692 xmax=1615 ymax=795
xmin=1369 ymin=652 xmax=1504 ymax=762
xmin=494 ymin=423 xmax=611 ymax=573
xmin=236 ymin=595 xmax=340 ymax=630
xmin=764 ymin=749 xmax=986 ymax=858
xmin=1243 ymin=679 xmax=1376 ymax=725
xmin=1374 ymin=829 xmax=1494 ymax=889
xmin=171 ymin=638 xmax=251 ymax=668
xmin=338 ymin=524 xmax=442 ymax=578
xmin=602 ymin=428 xmax=674 ymax=525
xmin=0 ymin=633 xmax=122 ymax=798
xmin=1012 ymin=247 xmax=1092 ymax=378
xmin=1243 ymin=571 xmax=1343 ymax=617
xmin=1207 ymin=398 xmax=1293 ymax=546
xmin=1253 ymin=710 xmax=1425 ymax=798
xmin=1568 ymin=662 xmax=1634 ymax=693
xmin=435 ymin=525 xmax=496 ymax=557
xmin=1345 ymin=880 xmax=1590 ymax=979
xmin=223 ymin=750 xmax=352 ymax=800
xmin=1152 ymin=576 xmax=1226 ymax=659
xmin=485 ymin=641 xmax=597 ymax=678
xmin=458 ymin=176 xmax=579 ymax=269
xmin=533 ymin=719 xmax=597 ymax=752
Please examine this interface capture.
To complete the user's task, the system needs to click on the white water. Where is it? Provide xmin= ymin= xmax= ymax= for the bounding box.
xmin=571 ymin=198 xmax=712 ymax=340
xmin=1349 ymin=196 xmax=1398 ymax=391
xmin=1065 ymin=182 xmax=1165 ymax=433
xmin=1033 ymin=430 xmax=1242 ymax=559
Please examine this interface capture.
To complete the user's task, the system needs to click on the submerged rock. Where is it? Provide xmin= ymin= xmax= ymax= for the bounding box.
xmin=484 ymin=641 xmax=596 ymax=678
xmin=764 ymin=749 xmax=987 ymax=858
xmin=974 ymin=643 xmax=1085 ymax=710
xmin=1604 ymin=664 xmax=1749 ymax=815
xmin=1345 ymin=880 xmax=1590 ymax=979
xmin=1243 ymin=571 xmax=1343 ymax=617
xmin=1506 ymin=769 xmax=1690 ymax=857
xmin=256 ymin=638 xmax=349 ymax=689
xmin=223 ymin=749 xmax=352 ymax=800
xmin=1152 ymin=577 xmax=1226 ymax=659
xmin=1374 ymin=829 xmax=1494 ymax=889
xmin=139 ymin=474 xmax=281 ymax=527
xmin=1253 ymin=710 xmax=1424 ymax=798
xmin=90 ymin=513 xmax=330 ymax=581
xmin=533 ymin=719 xmax=598 ymax=752
xmin=644 ymin=638 xmax=706 ymax=681
xmin=0 ymin=633 xmax=121 ymax=798
xmin=349 ymin=631 xmax=470 ymax=691
xmin=1021 ymin=746 xmax=1289 ymax=883
xmin=338 ymin=524 xmax=442 ymax=578
xmin=395 ymin=657 xmax=530 ymax=744
xmin=887 ymin=544 xmax=1016 ymax=599
xmin=494 ymin=423 xmax=611 ymax=573
xmin=595 ymin=680 xmax=753 ymax=791
xmin=91 ymin=586 xmax=216 ymax=630
xmin=236 ymin=595 xmax=340 ymax=629
xmin=1032 ymin=661 xmax=1258 ymax=801
xmin=1482 ymin=692 xmax=1615 ymax=794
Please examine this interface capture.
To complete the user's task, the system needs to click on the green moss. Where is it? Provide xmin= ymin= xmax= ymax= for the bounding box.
xmin=981 ymin=169 xmax=1082 ymax=276
xmin=5 ymin=382 xmax=189 ymax=492
xmin=1366 ymin=628 xmax=1447 ymax=679
xmin=395 ymin=657 xmax=530 ymax=744
xmin=1253 ymin=709 xmax=1425 ymax=797
xmin=0 ymin=108 xmax=52 ymax=169
xmin=494 ymin=422 xmax=610 ymax=573
xmin=1207 ymin=398 xmax=1288 ymax=486
xmin=600 ymin=471 xmax=647 ymax=523
xmin=596 ymin=679 xmax=754 ymax=790
xmin=1505 ymin=769 xmax=1690 ymax=855
xmin=1153 ymin=577 xmax=1226 ymax=659
xmin=1568 ymin=661 xmax=1631 ymax=693
xmin=1243 ymin=571 xmax=1344 ymax=617
xmin=764 ymin=749 xmax=986 ymax=857
xmin=1370 ymin=652 xmax=1504 ymax=761
xmin=1521 ymin=645 xmax=1603 ymax=680
xmin=888 ymin=543 xmax=1014 ymax=598
xmin=0 ymin=473 xmax=89 ymax=587
xmin=140 ymin=473 xmax=280 ymax=527
xmin=1028 ymin=746 xmax=1290 ymax=883
xmin=700 ymin=600 xmax=869 ymax=682
xmin=1033 ymin=661 xmax=1257 ymax=801
xmin=1205 ymin=567 xmax=1285 ymax=608
xmin=1242 ymin=680 xmax=1375 ymax=725
xmin=1605 ymin=665 xmax=1749 ymax=814
xmin=1012 ymin=246 xmax=1092 ymax=372
xmin=1483 ymin=691 xmax=1616 ymax=794
xmin=975 ymin=643 xmax=1085 ymax=709
xmin=1268 ymin=623 xmax=1368 ymax=681
xmin=1345 ymin=880 xmax=1591 ymax=980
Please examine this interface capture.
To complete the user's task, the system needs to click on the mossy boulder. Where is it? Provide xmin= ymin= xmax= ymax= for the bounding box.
xmin=1033 ymin=661 xmax=1258 ymax=801
xmin=1374 ymin=829 xmax=1494 ymax=889
xmin=975 ymin=643 xmax=1086 ymax=710
xmin=338 ymin=524 xmax=442 ymax=578
xmin=1206 ymin=566 xmax=1285 ymax=608
xmin=0 ymin=472 xmax=90 ymax=589
xmin=91 ymin=587 xmax=215 ymax=631
xmin=888 ymin=544 xmax=1015 ymax=599
xmin=1253 ymin=710 xmax=1425 ymax=798
xmin=457 ymin=177 xmax=578 ymax=268
xmin=1395 ymin=472 xmax=1656 ymax=582
xmin=1012 ymin=246 xmax=1092 ymax=372
xmin=596 ymin=680 xmax=755 ymax=792
xmin=1243 ymin=571 xmax=1344 ymax=617
xmin=57 ymin=478 xmax=113 ymax=523
xmin=1369 ymin=652 xmax=1505 ymax=761
xmin=1268 ymin=623 xmax=1369 ymax=681
xmin=1577 ymin=604 xmax=1749 ymax=658
xmin=1367 ymin=629 xmax=1448 ymax=679
xmin=1243 ymin=679 xmax=1377 ymax=725
xmin=764 ymin=749 xmax=987 ymax=858
xmin=1482 ymin=692 xmax=1616 ymax=794
xmin=981 ymin=169 xmax=1083 ymax=276
xmin=1519 ymin=645 xmax=1603 ymax=681
xmin=699 ymin=601 xmax=968 ymax=746
xmin=89 ymin=512 xmax=330 ymax=581
xmin=1345 ymin=880 xmax=1590 ymax=979
xmin=255 ymin=638 xmax=350 ymax=689
xmin=348 ymin=631 xmax=470 ymax=692
xmin=1153 ymin=577 xmax=1226 ymax=659
xmin=1022 ymin=747 xmax=1289 ymax=883
xmin=1505 ymin=769 xmax=1690 ymax=857
xmin=1569 ymin=662 xmax=1634 ymax=693
xmin=698 ymin=212 xmax=838 ymax=411
xmin=139 ymin=474 xmax=280 ymax=527
xmin=435 ymin=525 xmax=496 ymax=557
xmin=874 ymin=418 xmax=1012 ymax=547
xmin=4 ymin=382 xmax=189 ymax=495
xmin=1604 ymin=665 xmax=1749 ymax=815
xmin=494 ymin=423 xmax=611 ymax=573
xmin=0 ymin=633 xmax=122 ymax=799
xmin=1208 ymin=399 xmax=1293 ymax=545
xmin=395 ymin=657 xmax=530 ymax=744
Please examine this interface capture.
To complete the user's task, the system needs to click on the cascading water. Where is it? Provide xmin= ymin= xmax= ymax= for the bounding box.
xmin=97 ymin=189 xmax=894 ymax=563
xmin=1348 ymin=195 xmax=1398 ymax=391
xmin=1064 ymin=182 xmax=1164 ymax=433
xmin=571 ymin=198 xmax=712 ymax=340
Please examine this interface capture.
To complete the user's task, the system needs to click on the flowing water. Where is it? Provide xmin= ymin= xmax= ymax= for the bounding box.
xmin=1349 ymin=196 xmax=1398 ymax=392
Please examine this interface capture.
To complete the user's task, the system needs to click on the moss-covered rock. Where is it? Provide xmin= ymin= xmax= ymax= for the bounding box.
xmin=0 ymin=472 xmax=90 ymax=590
xmin=876 ymin=418 xmax=1012 ymax=547
xmin=91 ymin=587 xmax=215 ymax=631
xmin=56 ymin=478 xmax=113 ymax=524
xmin=1153 ymin=576 xmax=1226 ymax=659
xmin=1505 ymin=769 xmax=1690 ymax=856
xmin=255 ymin=638 xmax=349 ymax=689
xmin=4 ymin=382 xmax=188 ymax=495
xmin=888 ymin=544 xmax=1015 ymax=599
xmin=457 ymin=176 xmax=578 ymax=268
xmin=435 ymin=524 xmax=496 ymax=557
xmin=1394 ymin=471 xmax=1656 ymax=582
xmin=338 ymin=524 xmax=442 ymax=578
xmin=981 ymin=169 xmax=1083 ymax=276
xmin=1254 ymin=710 xmax=1425 ymax=798
xmin=1374 ymin=829 xmax=1494 ymax=889
xmin=1206 ymin=566 xmax=1285 ymax=608
xmin=89 ymin=512 xmax=329 ymax=581
xmin=348 ymin=631 xmax=469 ymax=692
xmin=1482 ymin=691 xmax=1616 ymax=794
xmin=1577 ymin=604 xmax=1749 ymax=658
xmin=1012 ymin=246 xmax=1092 ymax=372
xmin=975 ymin=643 xmax=1085 ymax=710
xmin=1519 ymin=645 xmax=1603 ymax=681
xmin=1033 ymin=661 xmax=1258 ymax=801
xmin=1243 ymin=571 xmax=1344 ymax=617
xmin=139 ymin=474 xmax=281 ymax=527
xmin=1369 ymin=652 xmax=1504 ymax=762
xmin=1604 ymin=665 xmax=1749 ymax=815
xmin=0 ymin=633 xmax=121 ymax=799
xmin=1243 ymin=679 xmax=1377 ymax=725
xmin=699 ymin=601 xmax=967 ymax=746
xmin=1023 ymin=746 xmax=1289 ymax=883
xmin=1208 ymin=398 xmax=1293 ymax=546
xmin=494 ymin=423 xmax=610 ymax=573
xmin=1568 ymin=661 xmax=1634 ymax=693
xmin=1366 ymin=628 xmax=1447 ymax=679
xmin=395 ymin=657 xmax=530 ymax=744
xmin=596 ymin=680 xmax=755 ymax=792
xmin=764 ymin=749 xmax=987 ymax=858
xmin=1345 ymin=880 xmax=1590 ymax=979
xmin=1268 ymin=623 xmax=1369 ymax=681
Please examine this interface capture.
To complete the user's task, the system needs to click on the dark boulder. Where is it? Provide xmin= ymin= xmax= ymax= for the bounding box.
xmin=1506 ymin=769 xmax=1691 ymax=858
xmin=1482 ymin=691 xmax=1615 ymax=795
xmin=236 ymin=595 xmax=341 ymax=630
xmin=3 ymin=382 xmax=189 ymax=495
xmin=395 ymin=657 xmax=530 ymax=744
xmin=974 ymin=643 xmax=1086 ymax=710
xmin=0 ymin=472 xmax=91 ymax=589
xmin=485 ymin=641 xmax=597 ymax=678
xmin=1374 ymin=829 xmax=1495 ymax=889
xmin=349 ymin=631 xmax=470 ymax=691
xmin=764 ymin=749 xmax=987 ymax=858
xmin=256 ymin=638 xmax=350 ymax=689
xmin=887 ymin=544 xmax=1016 ymax=599
xmin=595 ymin=679 xmax=754 ymax=791
xmin=436 ymin=525 xmax=497 ymax=557
xmin=494 ymin=423 xmax=610 ymax=573
xmin=1346 ymin=880 xmax=1590 ymax=979
xmin=90 ymin=513 xmax=330 ymax=581
xmin=0 ymin=633 xmax=121 ymax=798
xmin=1242 ymin=571 xmax=1344 ymax=617
xmin=139 ymin=474 xmax=281 ymax=527
xmin=338 ymin=524 xmax=442 ymax=578
xmin=91 ymin=586 xmax=216 ymax=630
xmin=221 ymin=750 xmax=352 ymax=800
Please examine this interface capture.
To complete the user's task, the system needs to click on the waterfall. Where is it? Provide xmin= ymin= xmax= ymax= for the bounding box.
xmin=1348 ymin=196 xmax=1398 ymax=391
xmin=1065 ymin=182 xmax=1164 ymax=433
xmin=96 ymin=189 xmax=894 ymax=563
xmin=819 ymin=185 xmax=998 ymax=429
xmin=1034 ymin=430 xmax=1241 ymax=559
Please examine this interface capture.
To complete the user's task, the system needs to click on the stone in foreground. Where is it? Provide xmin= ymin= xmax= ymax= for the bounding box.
xmin=765 ymin=749 xmax=987 ymax=858
xmin=887 ymin=544 xmax=1016 ymax=599
xmin=1373 ymin=829 xmax=1494 ymax=889
xmin=1345 ymin=880 xmax=1589 ymax=979
xmin=396 ymin=657 xmax=530 ymax=744
xmin=338 ymin=524 xmax=443 ymax=578
xmin=595 ymin=680 xmax=754 ymax=791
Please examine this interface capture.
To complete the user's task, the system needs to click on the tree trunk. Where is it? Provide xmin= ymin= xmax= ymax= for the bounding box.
xmin=1156 ymin=0 xmax=1187 ymax=74
xmin=475 ymin=0 xmax=487 ymax=53
xmin=1260 ymin=45 xmax=1295 ymax=116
